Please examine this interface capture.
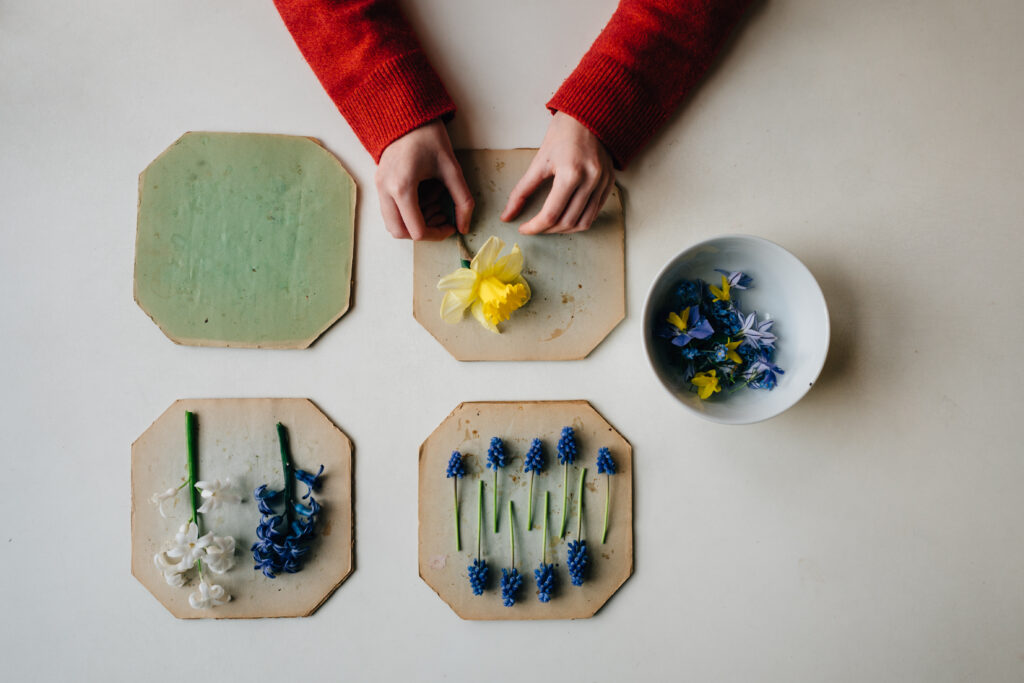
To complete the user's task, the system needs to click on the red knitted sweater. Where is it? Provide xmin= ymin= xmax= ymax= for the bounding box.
xmin=273 ymin=0 xmax=753 ymax=169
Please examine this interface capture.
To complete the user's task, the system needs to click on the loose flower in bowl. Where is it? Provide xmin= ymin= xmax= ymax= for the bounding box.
xmin=643 ymin=235 xmax=829 ymax=424
xmin=437 ymin=235 xmax=531 ymax=333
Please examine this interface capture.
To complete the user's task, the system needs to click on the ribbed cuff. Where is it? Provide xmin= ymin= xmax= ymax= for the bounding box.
xmin=548 ymin=53 xmax=677 ymax=170
xmin=336 ymin=51 xmax=457 ymax=162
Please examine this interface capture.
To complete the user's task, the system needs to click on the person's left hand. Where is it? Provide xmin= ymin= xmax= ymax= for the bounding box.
xmin=500 ymin=112 xmax=615 ymax=235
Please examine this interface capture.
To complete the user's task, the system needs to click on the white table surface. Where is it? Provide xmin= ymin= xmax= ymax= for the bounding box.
xmin=2 ymin=1 xmax=1023 ymax=680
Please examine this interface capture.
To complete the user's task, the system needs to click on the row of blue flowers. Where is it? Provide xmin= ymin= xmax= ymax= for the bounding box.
xmin=446 ymin=427 xmax=617 ymax=606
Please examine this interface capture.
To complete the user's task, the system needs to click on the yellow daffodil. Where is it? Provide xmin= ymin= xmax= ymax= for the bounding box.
xmin=708 ymin=275 xmax=731 ymax=302
xmin=690 ymin=370 xmax=721 ymax=399
xmin=437 ymin=236 xmax=531 ymax=333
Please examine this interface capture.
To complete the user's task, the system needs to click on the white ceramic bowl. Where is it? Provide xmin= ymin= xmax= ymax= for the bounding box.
xmin=642 ymin=234 xmax=830 ymax=424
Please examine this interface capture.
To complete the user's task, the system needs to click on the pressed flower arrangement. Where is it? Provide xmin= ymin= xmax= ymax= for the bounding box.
xmin=251 ymin=423 xmax=326 ymax=579
xmin=655 ymin=270 xmax=783 ymax=399
xmin=151 ymin=411 xmax=238 ymax=609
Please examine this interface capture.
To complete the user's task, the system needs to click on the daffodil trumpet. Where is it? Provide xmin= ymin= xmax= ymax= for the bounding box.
xmin=437 ymin=235 xmax=531 ymax=333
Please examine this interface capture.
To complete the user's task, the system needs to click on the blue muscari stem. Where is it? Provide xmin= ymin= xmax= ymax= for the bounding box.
xmin=535 ymin=491 xmax=554 ymax=602
xmin=596 ymin=447 xmax=615 ymax=544
xmin=487 ymin=437 xmax=506 ymax=533
xmin=557 ymin=427 xmax=577 ymax=538
xmin=523 ymin=438 xmax=543 ymax=529
xmin=576 ymin=467 xmax=586 ymax=540
xmin=500 ymin=500 xmax=523 ymax=607
xmin=467 ymin=479 xmax=488 ymax=595
xmin=446 ymin=451 xmax=465 ymax=552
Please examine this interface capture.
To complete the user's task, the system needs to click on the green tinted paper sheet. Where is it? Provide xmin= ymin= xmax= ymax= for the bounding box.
xmin=135 ymin=132 xmax=356 ymax=348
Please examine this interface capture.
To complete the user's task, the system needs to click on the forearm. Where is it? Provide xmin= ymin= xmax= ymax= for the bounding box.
xmin=548 ymin=0 xmax=757 ymax=169
xmin=273 ymin=0 xmax=455 ymax=161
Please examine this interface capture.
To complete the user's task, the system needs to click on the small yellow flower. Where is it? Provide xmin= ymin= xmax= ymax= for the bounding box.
xmin=666 ymin=307 xmax=690 ymax=332
xmin=437 ymin=236 xmax=531 ymax=333
xmin=723 ymin=338 xmax=743 ymax=364
xmin=691 ymin=370 xmax=721 ymax=399
xmin=708 ymin=275 xmax=731 ymax=302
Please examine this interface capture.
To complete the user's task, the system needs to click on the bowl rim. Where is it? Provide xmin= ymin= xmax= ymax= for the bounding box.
xmin=641 ymin=233 xmax=831 ymax=425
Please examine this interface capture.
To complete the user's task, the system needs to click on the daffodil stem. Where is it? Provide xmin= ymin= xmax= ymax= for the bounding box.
xmin=559 ymin=462 xmax=569 ymax=538
xmin=527 ymin=471 xmax=535 ymax=530
xmin=493 ymin=469 xmax=499 ymax=534
xmin=602 ymin=473 xmax=610 ymax=544
xmin=185 ymin=411 xmax=200 ymax=530
xmin=508 ymin=500 xmax=516 ymax=570
xmin=456 ymin=233 xmax=472 ymax=268
xmin=277 ymin=422 xmax=294 ymax=523
xmin=576 ymin=467 xmax=587 ymax=540
xmin=476 ymin=480 xmax=483 ymax=561
xmin=453 ymin=477 xmax=461 ymax=552
xmin=541 ymin=491 xmax=549 ymax=564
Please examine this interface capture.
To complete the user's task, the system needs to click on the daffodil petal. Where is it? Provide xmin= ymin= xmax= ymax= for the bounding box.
xmin=470 ymin=236 xmax=504 ymax=274
xmin=470 ymin=299 xmax=500 ymax=333
xmin=491 ymin=243 xmax=524 ymax=281
xmin=437 ymin=267 xmax=478 ymax=292
xmin=441 ymin=291 xmax=473 ymax=324
xmin=512 ymin=275 xmax=531 ymax=304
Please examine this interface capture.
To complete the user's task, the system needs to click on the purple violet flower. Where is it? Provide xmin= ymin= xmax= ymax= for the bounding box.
xmin=715 ymin=269 xmax=754 ymax=290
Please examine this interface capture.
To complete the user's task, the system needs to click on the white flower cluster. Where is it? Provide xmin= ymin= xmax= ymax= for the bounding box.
xmin=151 ymin=478 xmax=240 ymax=610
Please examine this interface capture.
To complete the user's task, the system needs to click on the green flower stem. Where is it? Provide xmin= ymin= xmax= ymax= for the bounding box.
xmin=559 ymin=462 xmax=569 ymax=538
xmin=185 ymin=411 xmax=200 ymax=528
xmin=277 ymin=422 xmax=295 ymax=523
xmin=541 ymin=491 xmax=549 ymax=564
xmin=493 ymin=469 xmax=499 ymax=534
xmin=576 ymin=467 xmax=587 ymax=540
xmin=527 ymin=471 xmax=535 ymax=530
xmin=602 ymin=473 xmax=611 ymax=544
xmin=456 ymin=233 xmax=472 ymax=269
xmin=476 ymin=480 xmax=484 ymax=561
xmin=508 ymin=500 xmax=516 ymax=569
xmin=185 ymin=411 xmax=204 ymax=575
xmin=453 ymin=477 xmax=461 ymax=552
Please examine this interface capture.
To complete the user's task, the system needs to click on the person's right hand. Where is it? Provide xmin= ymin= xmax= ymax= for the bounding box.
xmin=374 ymin=119 xmax=474 ymax=241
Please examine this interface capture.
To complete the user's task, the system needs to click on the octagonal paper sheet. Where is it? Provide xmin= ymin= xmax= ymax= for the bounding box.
xmin=419 ymin=401 xmax=633 ymax=620
xmin=132 ymin=398 xmax=353 ymax=619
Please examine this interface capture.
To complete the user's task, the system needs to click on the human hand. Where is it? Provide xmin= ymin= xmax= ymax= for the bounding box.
xmin=501 ymin=112 xmax=615 ymax=235
xmin=375 ymin=119 xmax=474 ymax=240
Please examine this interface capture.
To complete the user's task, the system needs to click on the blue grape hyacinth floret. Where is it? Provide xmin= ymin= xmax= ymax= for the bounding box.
xmin=534 ymin=562 xmax=555 ymax=602
xmin=467 ymin=558 xmax=489 ymax=596
xmin=556 ymin=427 xmax=577 ymax=465
xmin=486 ymin=437 xmax=507 ymax=470
xmin=523 ymin=438 xmax=544 ymax=474
xmin=567 ymin=540 xmax=589 ymax=587
xmin=500 ymin=567 xmax=523 ymax=607
xmin=596 ymin=447 xmax=615 ymax=475
xmin=446 ymin=450 xmax=466 ymax=479
xmin=251 ymin=464 xmax=324 ymax=579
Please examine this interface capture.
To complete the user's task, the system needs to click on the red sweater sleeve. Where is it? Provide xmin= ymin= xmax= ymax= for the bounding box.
xmin=272 ymin=0 xmax=456 ymax=162
xmin=548 ymin=0 xmax=756 ymax=169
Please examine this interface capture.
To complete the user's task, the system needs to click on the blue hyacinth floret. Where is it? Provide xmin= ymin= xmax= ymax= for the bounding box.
xmin=446 ymin=450 xmax=466 ymax=478
xmin=596 ymin=447 xmax=615 ymax=475
xmin=500 ymin=567 xmax=523 ymax=607
xmin=486 ymin=436 xmax=506 ymax=470
xmin=556 ymin=427 xmax=577 ymax=466
xmin=655 ymin=269 xmax=784 ymax=397
xmin=467 ymin=558 xmax=489 ymax=596
xmin=523 ymin=438 xmax=544 ymax=474
xmin=251 ymin=465 xmax=324 ymax=579
xmin=567 ymin=539 xmax=589 ymax=587
xmin=534 ymin=562 xmax=555 ymax=602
